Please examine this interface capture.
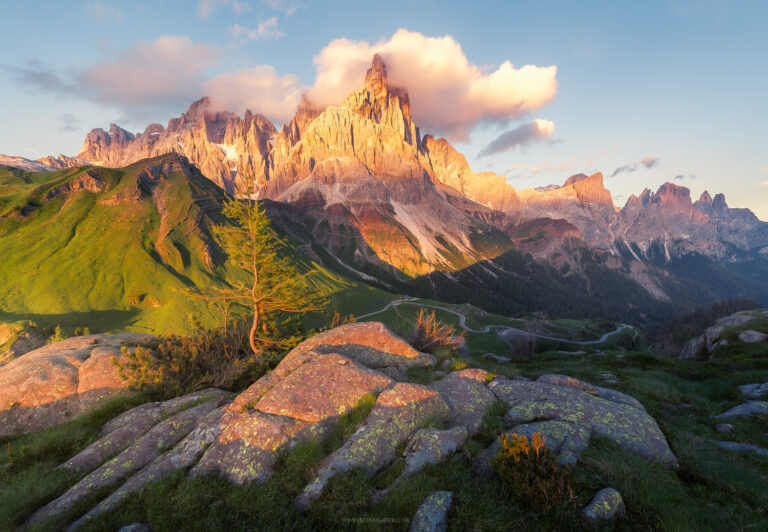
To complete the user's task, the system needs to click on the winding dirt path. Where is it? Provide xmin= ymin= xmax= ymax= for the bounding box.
xmin=356 ymin=298 xmax=631 ymax=346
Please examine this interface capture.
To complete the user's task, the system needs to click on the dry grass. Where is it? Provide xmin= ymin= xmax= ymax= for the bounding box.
xmin=407 ymin=309 xmax=465 ymax=354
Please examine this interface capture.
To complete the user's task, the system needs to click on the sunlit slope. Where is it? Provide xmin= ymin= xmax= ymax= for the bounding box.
xmin=0 ymin=155 xmax=390 ymax=334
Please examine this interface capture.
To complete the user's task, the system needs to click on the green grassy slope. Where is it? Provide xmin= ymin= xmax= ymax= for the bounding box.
xmin=0 ymin=157 xmax=391 ymax=335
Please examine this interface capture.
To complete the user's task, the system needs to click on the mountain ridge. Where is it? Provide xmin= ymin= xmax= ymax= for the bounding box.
xmin=2 ymin=54 xmax=768 ymax=315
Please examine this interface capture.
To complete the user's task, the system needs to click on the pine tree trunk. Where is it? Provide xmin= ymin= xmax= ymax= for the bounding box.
xmin=249 ymin=309 xmax=259 ymax=355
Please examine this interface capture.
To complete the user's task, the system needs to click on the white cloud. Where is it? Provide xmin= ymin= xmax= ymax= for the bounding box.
xmin=479 ymin=119 xmax=555 ymax=157
xmin=196 ymin=0 xmax=227 ymax=18
xmin=13 ymin=30 xmax=557 ymax=136
xmin=306 ymin=29 xmax=558 ymax=141
xmin=229 ymin=17 xmax=284 ymax=41
xmin=231 ymin=1 xmax=251 ymax=14
xmin=203 ymin=66 xmax=302 ymax=122
xmin=757 ymin=180 xmax=768 ymax=186
xmin=79 ymin=36 xmax=221 ymax=107
xmin=87 ymin=1 xmax=123 ymax=21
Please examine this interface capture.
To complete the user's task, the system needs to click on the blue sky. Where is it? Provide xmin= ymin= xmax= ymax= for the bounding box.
xmin=2 ymin=0 xmax=767 ymax=218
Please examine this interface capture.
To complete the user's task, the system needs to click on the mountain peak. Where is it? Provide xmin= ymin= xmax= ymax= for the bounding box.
xmin=568 ymin=172 xmax=614 ymax=207
xmin=366 ymin=53 xmax=387 ymax=85
xmin=564 ymin=173 xmax=589 ymax=186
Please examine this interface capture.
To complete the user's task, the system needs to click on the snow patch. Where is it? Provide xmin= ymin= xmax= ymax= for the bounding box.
xmin=214 ymin=143 xmax=239 ymax=162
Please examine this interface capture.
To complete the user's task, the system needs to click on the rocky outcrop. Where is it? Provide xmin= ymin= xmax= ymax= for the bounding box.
xmin=486 ymin=374 xmax=679 ymax=467
xmin=712 ymin=401 xmax=768 ymax=420
xmin=410 ymin=490 xmax=453 ymax=532
xmin=739 ymin=382 xmax=768 ymax=399
xmin=678 ymin=309 xmax=767 ymax=359
xmin=14 ymin=324 xmax=679 ymax=528
xmin=582 ymin=487 xmax=625 ymax=521
xmin=0 ymin=333 xmax=153 ymax=437
xmin=43 ymin=170 xmax=106 ymax=201
xmin=738 ymin=330 xmax=767 ymax=343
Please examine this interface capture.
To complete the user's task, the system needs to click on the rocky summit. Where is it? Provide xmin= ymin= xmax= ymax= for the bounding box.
xmin=19 ymin=323 xmax=678 ymax=529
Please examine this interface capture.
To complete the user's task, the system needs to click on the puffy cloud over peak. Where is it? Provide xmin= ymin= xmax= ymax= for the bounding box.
xmin=479 ymin=119 xmax=555 ymax=157
xmin=12 ymin=30 xmax=557 ymax=136
xmin=307 ymin=29 xmax=558 ymax=141
xmin=202 ymin=66 xmax=301 ymax=121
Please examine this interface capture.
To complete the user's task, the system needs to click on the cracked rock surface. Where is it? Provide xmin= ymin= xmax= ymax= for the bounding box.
xmin=17 ymin=323 xmax=678 ymax=528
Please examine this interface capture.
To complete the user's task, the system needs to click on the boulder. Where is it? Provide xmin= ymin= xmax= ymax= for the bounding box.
xmin=711 ymin=441 xmax=768 ymax=456
xmin=430 ymin=369 xmax=496 ymax=435
xmin=739 ymin=382 xmax=768 ymax=399
xmin=0 ymin=334 xmax=151 ymax=437
xmin=582 ymin=487 xmax=625 ymax=521
xmin=509 ymin=420 xmax=591 ymax=466
xmin=502 ymin=331 xmax=536 ymax=356
xmin=704 ymin=326 xmax=724 ymax=351
xmin=410 ymin=491 xmax=452 ymax=532
xmin=488 ymin=377 xmax=678 ymax=468
xmin=715 ymin=423 xmax=734 ymax=433
xmin=61 ymin=389 xmax=232 ymax=474
xmin=679 ymin=336 xmax=705 ymax=359
xmin=452 ymin=336 xmax=471 ymax=357
xmin=712 ymin=401 xmax=768 ymax=419
xmin=717 ymin=313 xmax=753 ymax=328
xmin=738 ymin=330 xmax=768 ymax=343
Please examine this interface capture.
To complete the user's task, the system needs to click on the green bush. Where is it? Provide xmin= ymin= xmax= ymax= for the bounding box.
xmin=492 ymin=432 xmax=575 ymax=511
xmin=111 ymin=322 xmax=282 ymax=397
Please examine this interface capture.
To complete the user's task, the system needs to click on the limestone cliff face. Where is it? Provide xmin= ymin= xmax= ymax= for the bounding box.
xmin=48 ymin=54 xmax=765 ymax=276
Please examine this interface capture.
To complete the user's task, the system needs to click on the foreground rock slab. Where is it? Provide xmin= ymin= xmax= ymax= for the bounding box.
xmin=295 ymin=382 xmax=449 ymax=510
xmin=0 ymin=333 xmax=153 ymax=437
xmin=488 ymin=375 xmax=678 ymax=468
xmin=17 ymin=323 xmax=677 ymax=529
xmin=29 ymin=398 xmax=225 ymax=528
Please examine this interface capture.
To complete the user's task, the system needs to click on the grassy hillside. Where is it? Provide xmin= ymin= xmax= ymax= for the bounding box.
xmin=0 ymin=157 xmax=391 ymax=336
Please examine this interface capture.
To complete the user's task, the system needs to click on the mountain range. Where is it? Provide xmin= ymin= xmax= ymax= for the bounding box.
xmin=3 ymin=54 xmax=768 ymax=327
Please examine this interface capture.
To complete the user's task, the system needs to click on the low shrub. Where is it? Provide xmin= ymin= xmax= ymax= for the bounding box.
xmin=407 ymin=309 xmax=465 ymax=354
xmin=492 ymin=432 xmax=575 ymax=511
xmin=112 ymin=321 xmax=280 ymax=397
xmin=329 ymin=310 xmax=356 ymax=329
